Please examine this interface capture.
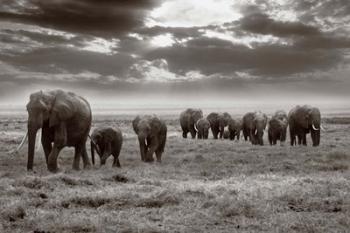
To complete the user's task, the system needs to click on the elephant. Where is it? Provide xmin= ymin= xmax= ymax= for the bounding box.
xmin=268 ymin=110 xmax=288 ymax=146
xmin=90 ymin=127 xmax=123 ymax=167
xmin=288 ymin=105 xmax=321 ymax=146
xmin=206 ymin=112 xmax=231 ymax=139
xmin=195 ymin=118 xmax=210 ymax=139
xmin=17 ymin=90 xmax=92 ymax=172
xmin=228 ymin=118 xmax=242 ymax=141
xmin=242 ymin=112 xmax=254 ymax=141
xmin=133 ymin=115 xmax=167 ymax=162
xmin=242 ymin=111 xmax=267 ymax=145
xmin=180 ymin=108 xmax=203 ymax=139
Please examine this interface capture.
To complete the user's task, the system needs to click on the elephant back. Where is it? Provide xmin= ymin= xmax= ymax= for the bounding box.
xmin=207 ymin=112 xmax=220 ymax=127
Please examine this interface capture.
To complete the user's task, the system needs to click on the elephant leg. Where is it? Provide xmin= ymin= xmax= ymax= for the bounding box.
xmin=73 ymin=146 xmax=82 ymax=170
xmin=297 ymin=134 xmax=302 ymax=145
xmin=112 ymin=156 xmax=121 ymax=167
xmin=302 ymin=133 xmax=307 ymax=146
xmin=182 ymin=130 xmax=188 ymax=138
xmin=229 ymin=130 xmax=234 ymax=140
xmin=81 ymin=145 xmax=91 ymax=169
xmin=48 ymin=125 xmax=66 ymax=172
xmin=189 ymin=127 xmax=196 ymax=139
xmin=47 ymin=145 xmax=63 ymax=172
xmin=268 ymin=132 xmax=272 ymax=145
xmin=155 ymin=150 xmax=162 ymax=163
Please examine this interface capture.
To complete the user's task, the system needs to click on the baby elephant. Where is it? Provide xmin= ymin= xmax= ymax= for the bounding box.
xmin=195 ymin=118 xmax=210 ymax=139
xmin=268 ymin=110 xmax=288 ymax=146
xmin=90 ymin=127 xmax=123 ymax=167
xmin=133 ymin=115 xmax=167 ymax=162
xmin=228 ymin=118 xmax=242 ymax=141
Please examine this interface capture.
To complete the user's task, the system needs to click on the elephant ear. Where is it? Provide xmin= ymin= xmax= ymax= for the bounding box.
xmin=49 ymin=92 xmax=76 ymax=127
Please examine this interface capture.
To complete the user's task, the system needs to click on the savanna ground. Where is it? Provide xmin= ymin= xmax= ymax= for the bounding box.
xmin=0 ymin=112 xmax=350 ymax=233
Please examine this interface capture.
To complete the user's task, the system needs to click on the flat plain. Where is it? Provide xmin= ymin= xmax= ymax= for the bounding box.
xmin=0 ymin=112 xmax=349 ymax=233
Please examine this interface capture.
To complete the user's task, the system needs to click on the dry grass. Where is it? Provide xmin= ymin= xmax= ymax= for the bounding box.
xmin=0 ymin=114 xmax=349 ymax=232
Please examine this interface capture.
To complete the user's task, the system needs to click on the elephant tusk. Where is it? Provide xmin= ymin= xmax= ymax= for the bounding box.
xmin=312 ymin=124 xmax=320 ymax=131
xmin=35 ymin=130 xmax=41 ymax=152
xmin=9 ymin=131 xmax=28 ymax=154
xmin=194 ymin=121 xmax=199 ymax=132
xmin=320 ymin=124 xmax=326 ymax=131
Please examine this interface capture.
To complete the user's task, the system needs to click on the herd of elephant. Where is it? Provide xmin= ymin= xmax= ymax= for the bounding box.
xmin=14 ymin=90 xmax=322 ymax=173
xmin=180 ymin=107 xmax=321 ymax=147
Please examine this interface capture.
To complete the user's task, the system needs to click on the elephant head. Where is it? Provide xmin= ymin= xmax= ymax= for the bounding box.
xmin=25 ymin=91 xmax=61 ymax=170
xmin=191 ymin=109 xmax=203 ymax=124
xmin=292 ymin=105 xmax=321 ymax=146
xmin=90 ymin=131 xmax=103 ymax=166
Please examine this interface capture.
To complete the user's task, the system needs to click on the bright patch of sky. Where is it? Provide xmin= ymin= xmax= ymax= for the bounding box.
xmin=150 ymin=33 xmax=175 ymax=47
xmin=202 ymin=30 xmax=287 ymax=48
xmin=81 ymin=38 xmax=119 ymax=54
xmin=147 ymin=0 xmax=242 ymax=27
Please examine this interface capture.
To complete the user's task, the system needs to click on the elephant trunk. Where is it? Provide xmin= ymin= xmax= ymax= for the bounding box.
xmin=27 ymin=126 xmax=39 ymax=171
xmin=138 ymin=135 xmax=147 ymax=161
xmin=90 ymin=140 xmax=95 ymax=165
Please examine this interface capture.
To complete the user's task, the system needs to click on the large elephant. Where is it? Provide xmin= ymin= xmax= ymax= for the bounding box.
xmin=288 ymin=105 xmax=321 ymax=146
xmin=17 ymin=90 xmax=92 ymax=172
xmin=206 ymin=112 xmax=231 ymax=139
xmin=180 ymin=108 xmax=203 ymax=139
xmin=228 ymin=118 xmax=242 ymax=141
xmin=195 ymin=118 xmax=210 ymax=139
xmin=268 ymin=110 xmax=288 ymax=146
xmin=242 ymin=111 xmax=267 ymax=145
xmin=133 ymin=115 xmax=167 ymax=162
xmin=90 ymin=127 xmax=123 ymax=167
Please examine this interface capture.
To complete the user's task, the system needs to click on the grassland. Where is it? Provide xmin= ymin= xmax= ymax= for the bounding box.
xmin=0 ymin=113 xmax=349 ymax=233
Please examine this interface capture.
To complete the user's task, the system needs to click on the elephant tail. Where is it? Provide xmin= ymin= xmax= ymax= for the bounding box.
xmin=90 ymin=140 xmax=95 ymax=165
xmin=88 ymin=134 xmax=99 ymax=165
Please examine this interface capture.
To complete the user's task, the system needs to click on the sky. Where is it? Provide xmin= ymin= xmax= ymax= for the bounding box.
xmin=0 ymin=0 xmax=349 ymax=109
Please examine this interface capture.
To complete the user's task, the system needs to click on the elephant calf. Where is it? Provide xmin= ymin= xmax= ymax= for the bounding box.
xmin=268 ymin=110 xmax=288 ymax=146
xmin=228 ymin=118 xmax=242 ymax=141
xmin=90 ymin=127 xmax=123 ymax=167
xmin=195 ymin=118 xmax=210 ymax=139
xmin=133 ymin=115 xmax=167 ymax=162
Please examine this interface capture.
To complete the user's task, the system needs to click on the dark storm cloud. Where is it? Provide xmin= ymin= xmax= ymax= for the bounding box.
xmin=239 ymin=12 xmax=320 ymax=37
xmin=1 ymin=47 xmax=135 ymax=76
xmin=146 ymin=37 xmax=342 ymax=77
xmin=0 ymin=0 xmax=161 ymax=37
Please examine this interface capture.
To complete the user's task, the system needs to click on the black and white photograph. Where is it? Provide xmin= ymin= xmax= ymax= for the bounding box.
xmin=0 ymin=0 xmax=350 ymax=232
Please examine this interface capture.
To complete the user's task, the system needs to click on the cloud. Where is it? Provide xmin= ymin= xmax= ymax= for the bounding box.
xmin=0 ymin=0 xmax=162 ymax=37
xmin=1 ymin=46 xmax=135 ymax=76
xmin=239 ymin=12 xmax=321 ymax=37
xmin=147 ymin=0 xmax=242 ymax=27
xmin=146 ymin=37 xmax=342 ymax=77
